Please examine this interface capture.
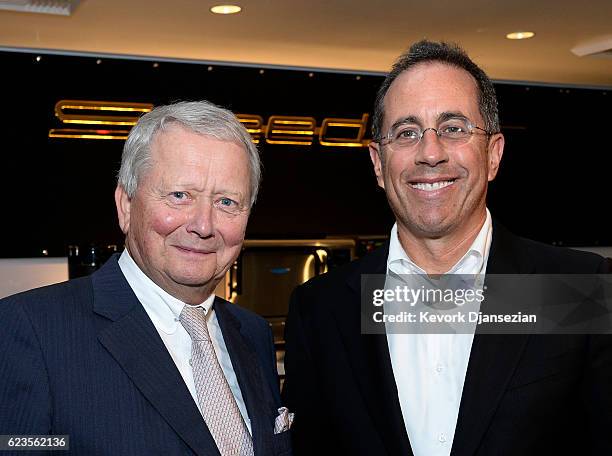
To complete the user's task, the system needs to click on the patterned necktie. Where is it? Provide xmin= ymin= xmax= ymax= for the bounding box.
xmin=179 ymin=304 xmax=254 ymax=456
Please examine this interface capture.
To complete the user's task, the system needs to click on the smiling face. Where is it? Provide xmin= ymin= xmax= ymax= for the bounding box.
xmin=370 ymin=62 xmax=504 ymax=243
xmin=115 ymin=123 xmax=251 ymax=303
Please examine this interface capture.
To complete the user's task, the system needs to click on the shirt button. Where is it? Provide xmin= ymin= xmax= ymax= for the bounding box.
xmin=188 ymin=358 xmax=193 ymax=366
xmin=436 ymin=363 xmax=444 ymax=373
xmin=438 ymin=433 xmax=447 ymax=443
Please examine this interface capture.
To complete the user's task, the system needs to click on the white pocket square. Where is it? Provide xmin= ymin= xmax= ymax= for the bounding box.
xmin=274 ymin=406 xmax=295 ymax=434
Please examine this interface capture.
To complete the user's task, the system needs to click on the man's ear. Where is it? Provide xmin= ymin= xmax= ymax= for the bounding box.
xmin=115 ymin=185 xmax=131 ymax=234
xmin=487 ymin=133 xmax=505 ymax=181
xmin=369 ymin=142 xmax=385 ymax=189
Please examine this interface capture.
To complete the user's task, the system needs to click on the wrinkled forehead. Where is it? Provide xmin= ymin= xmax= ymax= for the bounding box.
xmin=143 ymin=124 xmax=251 ymax=191
xmin=149 ymin=123 xmax=247 ymax=161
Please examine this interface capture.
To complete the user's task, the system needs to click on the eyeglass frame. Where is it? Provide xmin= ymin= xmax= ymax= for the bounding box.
xmin=374 ymin=115 xmax=496 ymax=149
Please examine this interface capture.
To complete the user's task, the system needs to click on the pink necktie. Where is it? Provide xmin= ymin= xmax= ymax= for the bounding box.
xmin=180 ymin=305 xmax=254 ymax=456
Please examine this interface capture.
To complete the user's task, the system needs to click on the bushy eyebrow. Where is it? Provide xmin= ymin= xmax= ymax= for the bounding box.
xmin=438 ymin=111 xmax=468 ymax=123
xmin=213 ymin=190 xmax=243 ymax=199
xmin=388 ymin=116 xmax=420 ymax=133
xmin=387 ymin=111 xmax=469 ymax=133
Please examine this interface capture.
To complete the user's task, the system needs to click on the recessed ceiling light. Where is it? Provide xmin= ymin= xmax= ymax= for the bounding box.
xmin=210 ymin=4 xmax=241 ymax=14
xmin=506 ymin=31 xmax=535 ymax=40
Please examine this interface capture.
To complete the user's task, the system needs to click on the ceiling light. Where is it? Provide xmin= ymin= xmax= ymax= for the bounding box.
xmin=210 ymin=4 xmax=241 ymax=14
xmin=506 ymin=31 xmax=535 ymax=40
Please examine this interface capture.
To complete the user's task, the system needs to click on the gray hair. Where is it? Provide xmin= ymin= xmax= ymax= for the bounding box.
xmin=117 ymin=100 xmax=261 ymax=207
xmin=372 ymin=40 xmax=500 ymax=141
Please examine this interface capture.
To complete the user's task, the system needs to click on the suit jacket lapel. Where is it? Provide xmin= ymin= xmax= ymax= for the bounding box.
xmin=451 ymin=221 xmax=533 ymax=456
xmin=214 ymin=297 xmax=278 ymax=456
xmin=337 ymin=244 xmax=414 ymax=456
xmin=92 ymin=256 xmax=220 ymax=456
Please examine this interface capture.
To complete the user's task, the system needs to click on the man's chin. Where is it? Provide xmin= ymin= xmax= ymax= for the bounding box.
xmin=164 ymin=267 xmax=218 ymax=289
xmin=171 ymin=273 xmax=217 ymax=288
xmin=158 ymin=273 xmax=219 ymax=304
xmin=400 ymin=215 xmax=458 ymax=239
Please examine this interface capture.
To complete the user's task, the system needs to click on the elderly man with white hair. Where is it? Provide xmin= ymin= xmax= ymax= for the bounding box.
xmin=0 ymin=100 xmax=292 ymax=456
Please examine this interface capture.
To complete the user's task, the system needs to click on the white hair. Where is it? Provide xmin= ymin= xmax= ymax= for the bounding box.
xmin=117 ymin=100 xmax=261 ymax=206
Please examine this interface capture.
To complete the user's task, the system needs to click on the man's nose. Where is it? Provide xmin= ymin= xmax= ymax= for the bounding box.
xmin=185 ymin=199 xmax=215 ymax=238
xmin=414 ymin=128 xmax=449 ymax=167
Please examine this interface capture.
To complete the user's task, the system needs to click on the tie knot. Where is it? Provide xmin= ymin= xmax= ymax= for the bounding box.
xmin=179 ymin=305 xmax=211 ymax=341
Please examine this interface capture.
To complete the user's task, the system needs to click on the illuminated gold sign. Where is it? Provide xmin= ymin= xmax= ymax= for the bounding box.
xmin=49 ymin=100 xmax=154 ymax=140
xmin=48 ymin=128 xmax=132 ymax=140
xmin=49 ymin=100 xmax=371 ymax=147
xmin=238 ymin=113 xmax=370 ymax=147
xmin=318 ymin=114 xmax=370 ymax=147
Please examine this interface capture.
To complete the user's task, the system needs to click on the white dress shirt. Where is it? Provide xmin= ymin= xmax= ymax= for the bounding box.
xmin=118 ymin=250 xmax=252 ymax=434
xmin=385 ymin=209 xmax=492 ymax=456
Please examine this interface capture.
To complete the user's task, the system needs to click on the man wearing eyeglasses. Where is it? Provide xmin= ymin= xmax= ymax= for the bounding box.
xmin=282 ymin=40 xmax=611 ymax=455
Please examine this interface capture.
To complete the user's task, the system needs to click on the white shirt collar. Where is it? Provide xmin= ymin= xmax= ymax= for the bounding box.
xmin=387 ymin=208 xmax=493 ymax=276
xmin=118 ymin=249 xmax=215 ymax=334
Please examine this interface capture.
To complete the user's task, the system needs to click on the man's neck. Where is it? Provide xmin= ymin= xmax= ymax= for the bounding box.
xmin=397 ymin=213 xmax=487 ymax=275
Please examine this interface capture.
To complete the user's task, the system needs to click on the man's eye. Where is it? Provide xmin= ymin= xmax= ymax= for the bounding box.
xmin=396 ymin=128 xmax=419 ymax=139
xmin=443 ymin=126 xmax=464 ymax=133
xmin=440 ymin=122 xmax=469 ymax=135
xmin=170 ymin=191 xmax=187 ymax=200
xmin=217 ymin=197 xmax=243 ymax=214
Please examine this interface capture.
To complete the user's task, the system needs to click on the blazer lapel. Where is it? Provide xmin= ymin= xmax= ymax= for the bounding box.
xmin=451 ymin=221 xmax=533 ymax=456
xmin=335 ymin=244 xmax=414 ymax=456
xmin=214 ymin=298 xmax=278 ymax=456
xmin=91 ymin=256 xmax=220 ymax=456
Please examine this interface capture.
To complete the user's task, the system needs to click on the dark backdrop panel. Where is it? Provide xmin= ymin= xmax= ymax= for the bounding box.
xmin=0 ymin=50 xmax=610 ymax=257
xmin=490 ymin=84 xmax=611 ymax=246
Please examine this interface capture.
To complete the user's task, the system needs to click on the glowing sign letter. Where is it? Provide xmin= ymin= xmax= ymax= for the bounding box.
xmin=319 ymin=113 xmax=369 ymax=147
xmin=265 ymin=116 xmax=316 ymax=146
xmin=236 ymin=114 xmax=264 ymax=144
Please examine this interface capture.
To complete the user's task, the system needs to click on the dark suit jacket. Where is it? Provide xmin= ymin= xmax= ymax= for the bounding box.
xmin=282 ymin=222 xmax=612 ymax=455
xmin=0 ymin=255 xmax=292 ymax=456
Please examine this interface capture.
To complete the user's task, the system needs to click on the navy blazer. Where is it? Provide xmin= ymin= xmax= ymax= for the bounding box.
xmin=0 ymin=255 xmax=292 ymax=456
xmin=282 ymin=221 xmax=612 ymax=455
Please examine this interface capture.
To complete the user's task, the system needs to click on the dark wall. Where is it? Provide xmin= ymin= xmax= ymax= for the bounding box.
xmin=1 ymin=50 xmax=610 ymax=257
xmin=490 ymin=84 xmax=611 ymax=246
